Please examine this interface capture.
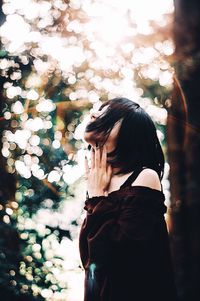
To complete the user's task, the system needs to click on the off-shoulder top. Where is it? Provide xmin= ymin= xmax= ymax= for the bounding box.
xmin=79 ymin=166 xmax=178 ymax=301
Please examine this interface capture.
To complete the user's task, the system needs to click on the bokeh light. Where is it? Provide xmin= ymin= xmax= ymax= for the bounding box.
xmin=0 ymin=0 xmax=174 ymax=300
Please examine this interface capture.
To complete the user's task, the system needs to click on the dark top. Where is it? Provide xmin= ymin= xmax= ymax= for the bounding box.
xmin=79 ymin=166 xmax=178 ymax=301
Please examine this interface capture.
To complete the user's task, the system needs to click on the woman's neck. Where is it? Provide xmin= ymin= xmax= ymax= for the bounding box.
xmin=111 ymin=165 xmax=132 ymax=176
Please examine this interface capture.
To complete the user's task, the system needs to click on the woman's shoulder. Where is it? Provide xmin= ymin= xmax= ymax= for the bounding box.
xmin=131 ymin=168 xmax=162 ymax=192
xmin=84 ymin=168 xmax=165 ymax=214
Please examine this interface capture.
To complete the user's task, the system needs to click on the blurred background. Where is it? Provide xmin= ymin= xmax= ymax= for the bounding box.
xmin=1 ymin=0 xmax=200 ymax=300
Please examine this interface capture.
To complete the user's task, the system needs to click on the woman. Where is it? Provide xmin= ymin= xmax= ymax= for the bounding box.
xmin=79 ymin=97 xmax=178 ymax=301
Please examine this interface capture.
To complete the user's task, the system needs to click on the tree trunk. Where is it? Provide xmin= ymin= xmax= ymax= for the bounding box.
xmin=167 ymin=1 xmax=200 ymax=300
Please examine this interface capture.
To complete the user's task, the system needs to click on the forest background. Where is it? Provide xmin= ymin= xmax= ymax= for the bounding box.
xmin=1 ymin=1 xmax=200 ymax=301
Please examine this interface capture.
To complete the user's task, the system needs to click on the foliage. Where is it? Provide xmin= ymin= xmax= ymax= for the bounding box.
xmin=0 ymin=0 xmax=174 ymax=299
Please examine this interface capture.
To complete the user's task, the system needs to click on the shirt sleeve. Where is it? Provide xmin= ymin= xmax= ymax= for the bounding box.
xmin=79 ymin=195 xmax=118 ymax=269
xmin=79 ymin=191 xmax=167 ymax=269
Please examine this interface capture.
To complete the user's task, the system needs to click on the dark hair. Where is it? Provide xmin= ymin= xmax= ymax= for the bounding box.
xmin=85 ymin=97 xmax=165 ymax=180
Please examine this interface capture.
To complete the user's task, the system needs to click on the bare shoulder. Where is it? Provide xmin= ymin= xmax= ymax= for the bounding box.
xmin=131 ymin=168 xmax=162 ymax=191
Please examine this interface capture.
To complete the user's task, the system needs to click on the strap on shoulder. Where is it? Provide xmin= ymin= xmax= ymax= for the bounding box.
xmin=119 ymin=166 xmax=163 ymax=192
xmin=119 ymin=166 xmax=147 ymax=189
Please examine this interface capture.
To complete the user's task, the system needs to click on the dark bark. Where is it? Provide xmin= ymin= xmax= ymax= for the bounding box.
xmin=167 ymin=1 xmax=200 ymax=300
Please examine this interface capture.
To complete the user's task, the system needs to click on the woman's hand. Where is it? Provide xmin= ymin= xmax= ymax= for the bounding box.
xmin=85 ymin=144 xmax=112 ymax=198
